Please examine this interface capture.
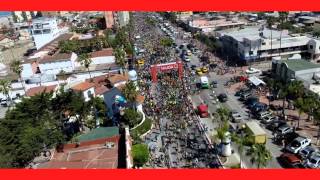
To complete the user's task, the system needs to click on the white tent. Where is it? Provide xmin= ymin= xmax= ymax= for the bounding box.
xmin=248 ymin=76 xmax=266 ymax=86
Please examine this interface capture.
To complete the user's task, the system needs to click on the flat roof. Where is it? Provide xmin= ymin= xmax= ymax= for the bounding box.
xmin=282 ymin=59 xmax=320 ymax=72
xmin=246 ymin=121 xmax=266 ymax=135
xmin=219 ymin=26 xmax=291 ymax=41
xmin=77 ymin=127 xmax=119 ymax=142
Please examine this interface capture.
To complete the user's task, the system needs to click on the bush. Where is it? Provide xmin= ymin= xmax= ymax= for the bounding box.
xmin=123 ymin=108 xmax=142 ymax=128
xmin=132 ymin=144 xmax=149 ymax=167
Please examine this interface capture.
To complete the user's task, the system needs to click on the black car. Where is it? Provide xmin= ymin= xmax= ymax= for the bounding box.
xmin=191 ymin=65 xmax=197 ymax=70
xmin=211 ymin=81 xmax=218 ymax=88
xmin=235 ymin=88 xmax=251 ymax=96
xmin=218 ymin=93 xmax=228 ymax=102
xmin=251 ymin=102 xmax=268 ymax=113
xmin=266 ymin=120 xmax=287 ymax=131
xmin=179 ymin=44 xmax=184 ymax=49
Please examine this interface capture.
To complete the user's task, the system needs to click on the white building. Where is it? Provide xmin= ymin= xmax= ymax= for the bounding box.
xmin=70 ymin=81 xmax=96 ymax=102
xmin=38 ymin=53 xmax=77 ymax=76
xmin=189 ymin=17 xmax=246 ymax=33
xmin=217 ymin=26 xmax=320 ymax=63
xmin=31 ymin=17 xmax=69 ymax=50
xmin=117 ymin=11 xmax=130 ymax=27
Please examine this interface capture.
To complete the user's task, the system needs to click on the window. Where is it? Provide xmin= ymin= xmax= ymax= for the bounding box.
xmin=310 ymin=45 xmax=313 ymax=49
xmin=34 ymin=23 xmax=43 ymax=29
xmin=33 ymin=30 xmax=42 ymax=35
xmin=42 ymin=29 xmax=51 ymax=34
xmin=249 ymin=51 xmax=254 ymax=55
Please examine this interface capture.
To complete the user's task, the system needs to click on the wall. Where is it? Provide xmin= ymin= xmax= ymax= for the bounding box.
xmin=21 ymin=63 xmax=34 ymax=79
xmin=82 ymin=87 xmax=95 ymax=102
xmin=39 ymin=60 xmax=73 ymax=75
xmin=91 ymin=56 xmax=115 ymax=65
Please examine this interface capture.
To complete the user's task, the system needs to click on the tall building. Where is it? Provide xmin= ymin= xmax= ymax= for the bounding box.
xmin=31 ymin=17 xmax=69 ymax=50
xmin=105 ymin=11 xmax=115 ymax=29
xmin=117 ymin=11 xmax=130 ymax=27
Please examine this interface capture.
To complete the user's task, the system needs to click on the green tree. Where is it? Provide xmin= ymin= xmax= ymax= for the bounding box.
xmin=160 ymin=37 xmax=174 ymax=47
xmin=278 ymin=12 xmax=289 ymax=23
xmin=132 ymin=144 xmax=149 ymax=167
xmin=313 ymin=24 xmax=320 ymax=38
xmin=0 ymin=79 xmax=11 ymax=104
xmin=10 ymin=60 xmax=26 ymax=94
xmin=114 ymin=46 xmax=127 ymax=73
xmin=123 ymin=108 xmax=141 ymax=128
xmin=216 ymin=106 xmax=230 ymax=122
xmin=78 ymin=53 xmax=92 ymax=80
xmin=287 ymin=80 xmax=304 ymax=100
xmin=232 ymin=133 xmax=249 ymax=168
xmin=294 ymin=97 xmax=305 ymax=129
xmin=247 ymin=143 xmax=272 ymax=169
xmin=213 ymin=120 xmax=229 ymax=144
xmin=122 ymin=81 xmax=138 ymax=105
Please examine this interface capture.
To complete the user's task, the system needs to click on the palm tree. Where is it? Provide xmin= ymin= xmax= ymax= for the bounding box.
xmin=247 ymin=143 xmax=272 ymax=168
xmin=287 ymin=80 xmax=304 ymax=100
xmin=214 ymin=120 xmax=229 ymax=144
xmin=122 ymin=81 xmax=138 ymax=106
xmin=232 ymin=132 xmax=249 ymax=168
xmin=114 ymin=46 xmax=127 ymax=74
xmin=10 ymin=60 xmax=26 ymax=94
xmin=279 ymin=85 xmax=288 ymax=117
xmin=78 ymin=53 xmax=92 ymax=80
xmin=0 ymin=79 xmax=12 ymax=105
xmin=294 ymin=97 xmax=305 ymax=129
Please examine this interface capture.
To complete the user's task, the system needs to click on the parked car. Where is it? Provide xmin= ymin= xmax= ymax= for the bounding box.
xmin=240 ymin=92 xmax=252 ymax=101
xmin=266 ymin=120 xmax=287 ymax=131
xmin=304 ymin=153 xmax=320 ymax=168
xmin=251 ymin=102 xmax=268 ymax=113
xmin=235 ymin=88 xmax=251 ymax=96
xmin=286 ymin=137 xmax=312 ymax=154
xmin=276 ymin=125 xmax=294 ymax=136
xmin=230 ymin=111 xmax=243 ymax=123
xmin=211 ymin=80 xmax=218 ymax=88
xmin=299 ymin=146 xmax=318 ymax=159
xmin=191 ymin=65 xmax=197 ymax=70
xmin=279 ymin=153 xmax=303 ymax=168
xmin=245 ymin=96 xmax=259 ymax=106
xmin=257 ymin=111 xmax=272 ymax=120
xmin=246 ymin=67 xmax=262 ymax=74
xmin=261 ymin=115 xmax=277 ymax=124
xmin=218 ymin=93 xmax=228 ymax=102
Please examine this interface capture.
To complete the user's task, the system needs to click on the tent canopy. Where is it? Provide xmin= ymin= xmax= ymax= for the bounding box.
xmin=248 ymin=76 xmax=266 ymax=86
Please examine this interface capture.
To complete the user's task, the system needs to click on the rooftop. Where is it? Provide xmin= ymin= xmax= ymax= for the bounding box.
xmin=246 ymin=121 xmax=266 ymax=135
xmin=38 ymin=53 xmax=73 ymax=64
xmin=219 ymin=26 xmax=291 ymax=42
xmin=71 ymin=81 xmax=95 ymax=91
xmin=77 ymin=127 xmax=119 ymax=142
xmin=36 ymin=129 xmax=120 ymax=169
xmin=108 ymin=73 xmax=128 ymax=85
xmin=26 ymin=85 xmax=57 ymax=97
xmin=90 ymin=48 xmax=113 ymax=58
xmin=282 ymin=59 xmax=320 ymax=72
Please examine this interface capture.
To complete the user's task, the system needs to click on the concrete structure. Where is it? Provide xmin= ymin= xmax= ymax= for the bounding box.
xmin=217 ymin=26 xmax=320 ymax=63
xmin=272 ymin=59 xmax=320 ymax=82
xmin=189 ymin=17 xmax=246 ymax=33
xmin=31 ymin=17 xmax=69 ymax=50
xmin=105 ymin=11 xmax=115 ymax=29
xmin=35 ymin=127 xmax=120 ymax=169
xmin=177 ymin=11 xmax=193 ymax=21
xmin=117 ymin=11 xmax=130 ymax=27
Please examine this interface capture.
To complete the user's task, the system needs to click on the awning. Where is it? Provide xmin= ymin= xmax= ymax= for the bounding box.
xmin=248 ymin=76 xmax=266 ymax=86
xmin=197 ymin=104 xmax=208 ymax=112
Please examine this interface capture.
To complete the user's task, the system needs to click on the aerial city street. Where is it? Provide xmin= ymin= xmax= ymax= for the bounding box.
xmin=1 ymin=11 xmax=320 ymax=169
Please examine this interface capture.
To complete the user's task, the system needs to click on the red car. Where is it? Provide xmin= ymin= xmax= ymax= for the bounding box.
xmin=197 ymin=104 xmax=209 ymax=118
xmin=279 ymin=153 xmax=303 ymax=168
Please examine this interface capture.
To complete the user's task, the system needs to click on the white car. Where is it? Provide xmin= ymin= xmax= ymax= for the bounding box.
xmin=246 ymin=67 xmax=262 ymax=74
xmin=286 ymin=137 xmax=312 ymax=154
xmin=305 ymin=153 xmax=320 ymax=168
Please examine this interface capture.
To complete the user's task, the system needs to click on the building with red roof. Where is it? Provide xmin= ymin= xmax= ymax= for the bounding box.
xmin=25 ymin=85 xmax=58 ymax=97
